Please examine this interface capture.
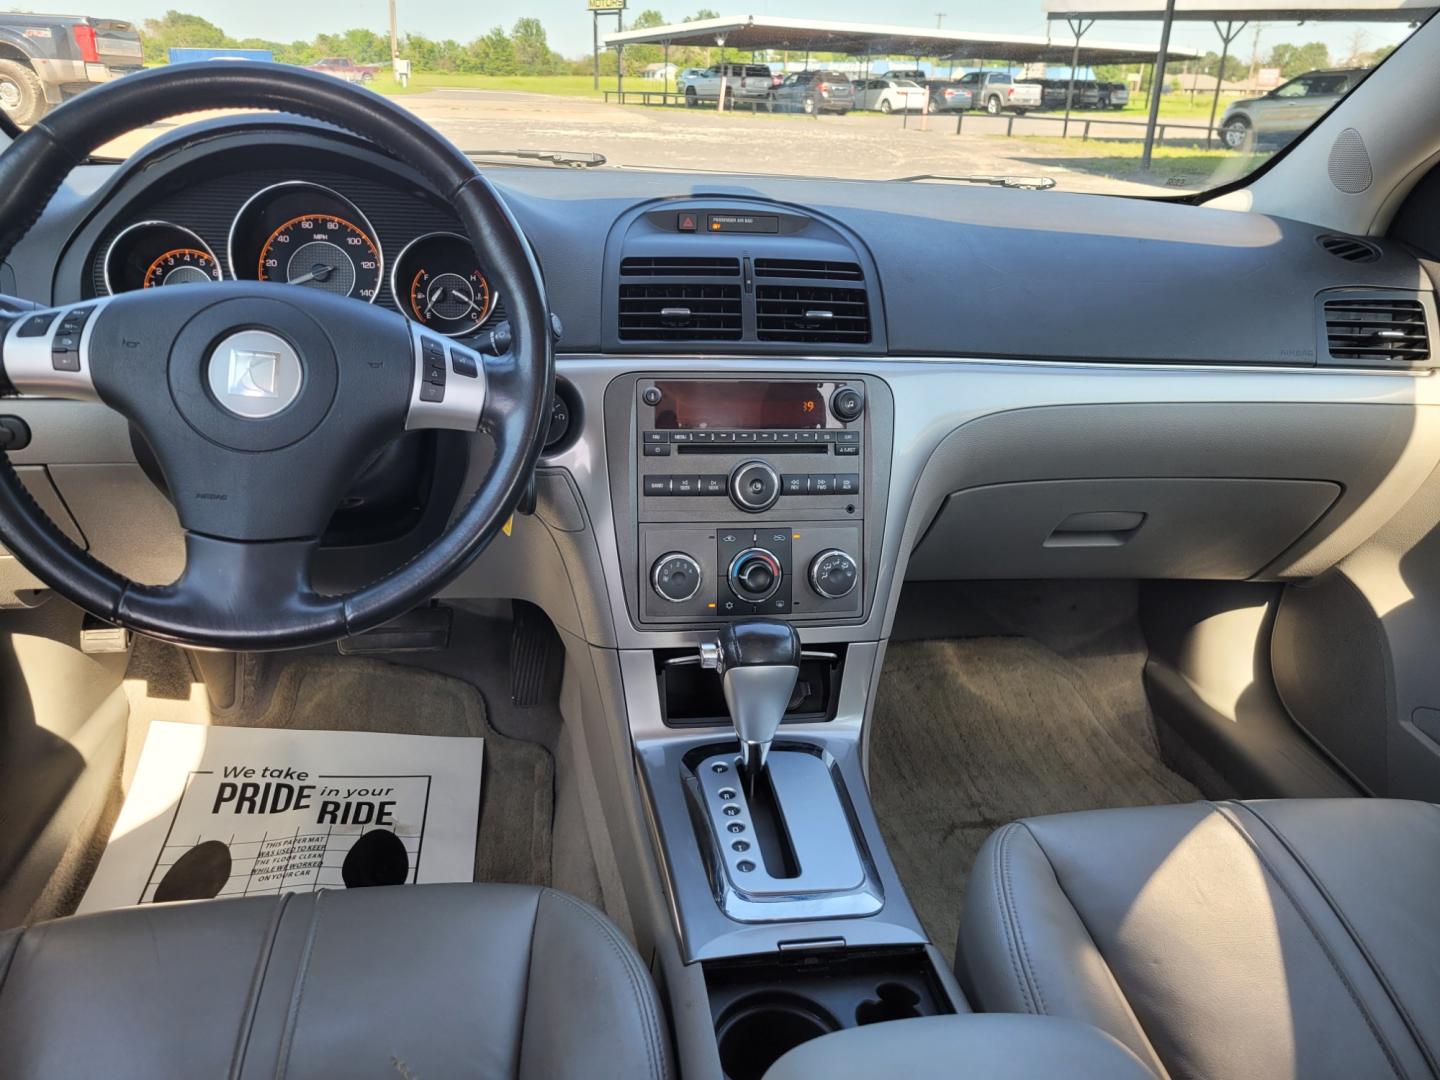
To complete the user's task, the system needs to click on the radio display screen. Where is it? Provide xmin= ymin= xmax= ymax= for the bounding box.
xmin=651 ymin=380 xmax=839 ymax=430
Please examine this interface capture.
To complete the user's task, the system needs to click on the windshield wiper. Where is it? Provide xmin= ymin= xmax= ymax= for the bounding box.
xmin=464 ymin=149 xmax=606 ymax=169
xmin=893 ymin=173 xmax=1056 ymax=190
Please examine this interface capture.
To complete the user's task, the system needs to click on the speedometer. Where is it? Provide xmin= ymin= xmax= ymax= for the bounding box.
xmin=258 ymin=215 xmax=380 ymax=300
xmin=228 ymin=181 xmax=383 ymax=303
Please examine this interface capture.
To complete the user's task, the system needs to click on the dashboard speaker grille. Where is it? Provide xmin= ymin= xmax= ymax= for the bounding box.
xmin=1324 ymin=297 xmax=1429 ymax=363
xmin=618 ymin=283 xmax=742 ymax=340
xmin=1327 ymin=128 xmax=1373 ymax=194
xmin=756 ymin=285 xmax=870 ymax=344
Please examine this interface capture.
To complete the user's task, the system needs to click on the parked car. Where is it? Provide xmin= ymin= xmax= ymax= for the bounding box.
xmin=682 ymin=63 xmax=775 ymax=107
xmin=305 ymin=57 xmax=380 ymax=84
xmin=919 ymin=79 xmax=976 ymax=113
xmin=882 ymin=67 xmax=928 ymax=82
xmin=956 ymin=70 xmax=1041 ymax=115
xmin=677 ymin=67 xmax=707 ymax=91
xmin=1032 ymin=78 xmax=1100 ymax=111
xmin=1219 ymin=67 xmax=1368 ymax=150
xmin=0 ymin=12 xmax=141 ymax=126
xmin=1097 ymin=80 xmax=1130 ymax=109
xmin=769 ymin=69 xmax=854 ymax=115
xmin=854 ymin=77 xmax=927 ymax=114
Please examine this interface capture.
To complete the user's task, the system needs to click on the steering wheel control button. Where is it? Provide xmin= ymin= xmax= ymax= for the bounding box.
xmin=448 ymin=345 xmax=478 ymax=379
xmin=729 ymin=460 xmax=781 ymax=513
xmin=406 ymin=325 xmax=487 ymax=432
xmin=809 ymin=549 xmax=859 ymax=600
xmin=205 ymin=329 xmax=303 ymax=420
xmin=830 ymin=385 xmax=865 ymax=422
xmin=652 ymin=552 xmax=702 ymax=603
xmin=17 ymin=312 xmax=57 ymax=337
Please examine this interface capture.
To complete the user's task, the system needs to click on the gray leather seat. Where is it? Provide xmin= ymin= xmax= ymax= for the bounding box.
xmin=0 ymin=882 xmax=672 ymax=1079
xmin=958 ymin=799 xmax=1440 ymax=1080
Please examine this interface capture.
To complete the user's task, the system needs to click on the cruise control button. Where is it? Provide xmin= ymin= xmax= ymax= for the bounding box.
xmin=17 ymin=312 xmax=57 ymax=337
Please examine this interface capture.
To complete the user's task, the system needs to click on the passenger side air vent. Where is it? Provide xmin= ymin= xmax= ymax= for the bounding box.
xmin=756 ymin=285 xmax=871 ymax=344
xmin=754 ymin=258 xmax=863 ymax=281
xmin=620 ymin=257 xmax=740 ymax=277
xmin=618 ymin=283 xmax=742 ymax=341
xmin=1317 ymin=234 xmax=1380 ymax=263
xmin=1323 ymin=296 xmax=1429 ymax=363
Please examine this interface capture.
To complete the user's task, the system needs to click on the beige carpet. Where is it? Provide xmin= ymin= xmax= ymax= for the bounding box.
xmin=120 ymin=639 xmax=553 ymax=892
xmin=870 ymin=634 xmax=1200 ymax=956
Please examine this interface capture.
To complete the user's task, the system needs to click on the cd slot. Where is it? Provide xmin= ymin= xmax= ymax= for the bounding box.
xmin=676 ymin=444 xmax=827 ymax=454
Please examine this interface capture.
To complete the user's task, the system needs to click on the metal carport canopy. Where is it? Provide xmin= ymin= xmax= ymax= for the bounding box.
xmin=1043 ymin=0 xmax=1437 ymax=20
xmin=601 ymin=15 xmax=1198 ymax=63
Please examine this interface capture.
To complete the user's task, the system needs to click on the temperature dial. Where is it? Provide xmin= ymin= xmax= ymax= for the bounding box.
xmin=728 ymin=548 xmax=783 ymax=603
xmin=651 ymin=552 xmax=702 ymax=603
xmin=809 ymin=549 xmax=858 ymax=600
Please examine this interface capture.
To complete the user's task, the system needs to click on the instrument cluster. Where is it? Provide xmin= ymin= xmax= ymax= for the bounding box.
xmin=100 ymin=180 xmax=499 ymax=337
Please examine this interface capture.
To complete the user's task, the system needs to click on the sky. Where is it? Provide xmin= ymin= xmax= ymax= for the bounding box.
xmin=7 ymin=0 xmax=1419 ymax=61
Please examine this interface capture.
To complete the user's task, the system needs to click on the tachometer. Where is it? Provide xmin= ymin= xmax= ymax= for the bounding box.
xmin=227 ymin=181 xmax=383 ymax=303
xmin=143 ymin=248 xmax=220 ymax=288
xmin=103 ymin=221 xmax=222 ymax=294
xmin=391 ymin=232 xmax=498 ymax=336
xmin=258 ymin=214 xmax=381 ymax=300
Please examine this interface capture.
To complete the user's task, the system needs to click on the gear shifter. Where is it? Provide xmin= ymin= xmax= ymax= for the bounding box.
xmin=700 ymin=620 xmax=800 ymax=785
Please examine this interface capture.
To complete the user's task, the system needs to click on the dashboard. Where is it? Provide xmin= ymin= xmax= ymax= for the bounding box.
xmin=6 ymin=114 xmax=1440 ymax=657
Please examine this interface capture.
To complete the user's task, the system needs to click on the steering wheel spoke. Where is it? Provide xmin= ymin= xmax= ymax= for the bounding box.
xmin=1 ymin=297 xmax=111 ymax=402
xmin=120 ymin=532 xmax=343 ymax=649
xmin=403 ymin=323 xmax=488 ymax=432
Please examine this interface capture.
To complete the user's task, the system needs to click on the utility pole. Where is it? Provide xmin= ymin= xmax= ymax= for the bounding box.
xmin=935 ymin=12 xmax=946 ymax=28
xmin=388 ymin=0 xmax=399 ymax=62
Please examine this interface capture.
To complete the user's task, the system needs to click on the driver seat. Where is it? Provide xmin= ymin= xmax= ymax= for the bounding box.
xmin=0 ymin=882 xmax=671 ymax=1079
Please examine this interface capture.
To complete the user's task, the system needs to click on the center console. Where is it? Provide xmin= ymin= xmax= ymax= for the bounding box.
xmin=606 ymin=374 xmax=892 ymax=631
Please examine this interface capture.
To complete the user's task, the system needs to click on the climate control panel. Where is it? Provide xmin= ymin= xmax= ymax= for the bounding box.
xmin=640 ymin=522 xmax=862 ymax=621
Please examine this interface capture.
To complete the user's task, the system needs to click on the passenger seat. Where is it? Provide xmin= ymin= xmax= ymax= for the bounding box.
xmin=958 ymin=799 xmax=1440 ymax=1080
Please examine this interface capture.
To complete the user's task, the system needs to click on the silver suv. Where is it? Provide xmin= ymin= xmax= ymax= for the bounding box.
xmin=1220 ymin=68 xmax=1368 ymax=150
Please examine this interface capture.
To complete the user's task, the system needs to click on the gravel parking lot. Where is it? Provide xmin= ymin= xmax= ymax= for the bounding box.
xmin=97 ymin=87 xmax=1206 ymax=196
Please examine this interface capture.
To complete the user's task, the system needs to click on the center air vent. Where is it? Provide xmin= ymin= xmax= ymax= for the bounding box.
xmin=756 ymin=285 xmax=871 ymax=344
xmin=1323 ymin=296 xmax=1429 ymax=363
xmin=1317 ymin=234 xmax=1380 ymax=263
xmin=619 ymin=283 xmax=742 ymax=341
xmin=754 ymin=258 xmax=863 ymax=281
xmin=621 ymin=257 xmax=740 ymax=276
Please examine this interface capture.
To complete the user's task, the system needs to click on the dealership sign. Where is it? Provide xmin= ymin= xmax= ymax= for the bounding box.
xmin=588 ymin=0 xmax=627 ymax=9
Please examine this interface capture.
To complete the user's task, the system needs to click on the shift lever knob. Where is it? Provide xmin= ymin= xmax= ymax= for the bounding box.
xmin=701 ymin=620 xmax=800 ymax=778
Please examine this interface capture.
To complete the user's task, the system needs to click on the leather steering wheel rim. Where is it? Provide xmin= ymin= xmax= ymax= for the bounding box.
xmin=0 ymin=62 xmax=553 ymax=650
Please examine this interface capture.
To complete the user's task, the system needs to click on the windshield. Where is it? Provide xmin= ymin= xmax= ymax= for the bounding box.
xmin=0 ymin=4 xmax=1426 ymax=197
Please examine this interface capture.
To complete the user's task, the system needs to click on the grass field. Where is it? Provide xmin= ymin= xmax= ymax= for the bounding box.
xmin=1004 ymin=134 xmax=1271 ymax=187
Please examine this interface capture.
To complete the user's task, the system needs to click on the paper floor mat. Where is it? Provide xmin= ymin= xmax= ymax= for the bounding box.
xmin=78 ymin=720 xmax=482 ymax=914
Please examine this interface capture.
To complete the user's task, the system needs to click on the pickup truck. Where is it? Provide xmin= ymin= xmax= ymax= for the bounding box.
xmin=0 ymin=13 xmax=142 ymax=126
xmin=682 ymin=63 xmax=776 ymax=107
xmin=956 ymin=70 xmax=1042 ymax=115
xmin=306 ymin=57 xmax=381 ymax=84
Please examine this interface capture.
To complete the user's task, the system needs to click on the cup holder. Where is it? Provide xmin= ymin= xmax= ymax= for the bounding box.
xmin=855 ymin=981 xmax=923 ymax=1026
xmin=716 ymin=992 xmax=839 ymax=1080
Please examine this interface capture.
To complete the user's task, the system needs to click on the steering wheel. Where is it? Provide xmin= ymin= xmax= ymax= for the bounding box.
xmin=0 ymin=63 xmax=553 ymax=650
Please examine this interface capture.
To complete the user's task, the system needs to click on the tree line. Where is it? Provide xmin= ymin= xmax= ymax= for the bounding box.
xmin=139 ymin=9 xmax=725 ymax=77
